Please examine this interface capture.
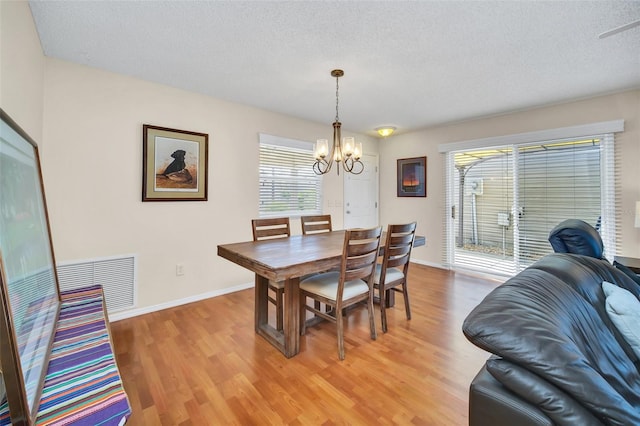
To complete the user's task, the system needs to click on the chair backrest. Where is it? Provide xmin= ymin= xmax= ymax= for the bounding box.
xmin=301 ymin=215 xmax=333 ymax=235
xmin=339 ymin=227 xmax=383 ymax=291
xmin=381 ymin=222 xmax=417 ymax=275
xmin=251 ymin=217 xmax=291 ymax=241
xmin=548 ymin=219 xmax=604 ymax=259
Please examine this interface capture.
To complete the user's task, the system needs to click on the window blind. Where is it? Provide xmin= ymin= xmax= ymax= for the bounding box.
xmin=259 ymin=137 xmax=322 ymax=218
xmin=599 ymin=133 xmax=619 ymax=260
xmin=517 ymin=139 xmax=602 ymax=266
xmin=451 ymin=147 xmax=517 ymax=276
xmin=440 ymin=121 xmax=622 ymax=278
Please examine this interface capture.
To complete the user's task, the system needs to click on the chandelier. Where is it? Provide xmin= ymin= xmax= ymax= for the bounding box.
xmin=313 ymin=69 xmax=364 ymax=175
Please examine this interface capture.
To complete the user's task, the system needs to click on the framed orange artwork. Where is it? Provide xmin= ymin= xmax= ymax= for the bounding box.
xmin=397 ymin=156 xmax=426 ymax=197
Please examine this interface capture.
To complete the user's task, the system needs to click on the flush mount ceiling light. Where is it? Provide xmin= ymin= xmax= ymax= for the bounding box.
xmin=376 ymin=126 xmax=397 ymax=137
xmin=313 ymin=69 xmax=363 ymax=175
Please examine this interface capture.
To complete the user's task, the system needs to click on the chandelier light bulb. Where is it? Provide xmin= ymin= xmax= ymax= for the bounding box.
xmin=343 ymin=137 xmax=355 ymax=157
xmin=314 ymin=139 xmax=329 ymax=159
xmin=334 ymin=147 xmax=343 ymax=162
xmin=354 ymin=142 xmax=363 ymax=160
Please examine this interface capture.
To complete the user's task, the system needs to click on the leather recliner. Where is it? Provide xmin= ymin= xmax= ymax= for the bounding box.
xmin=547 ymin=219 xmax=604 ymax=259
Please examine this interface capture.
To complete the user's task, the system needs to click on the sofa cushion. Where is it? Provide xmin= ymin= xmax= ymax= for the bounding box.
xmin=470 ymin=364 xmax=555 ymax=426
xmin=463 ymin=258 xmax=640 ymax=426
xmin=532 ymin=254 xmax=640 ymax=365
xmin=486 ymin=358 xmax=603 ymax=426
xmin=602 ymin=281 xmax=640 ymax=359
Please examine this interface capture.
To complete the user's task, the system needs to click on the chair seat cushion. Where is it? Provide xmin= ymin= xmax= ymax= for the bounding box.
xmin=374 ymin=264 xmax=405 ymax=284
xmin=300 ymin=271 xmax=369 ymax=301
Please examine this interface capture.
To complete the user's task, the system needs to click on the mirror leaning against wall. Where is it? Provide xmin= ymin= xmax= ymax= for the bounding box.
xmin=0 ymin=108 xmax=61 ymax=424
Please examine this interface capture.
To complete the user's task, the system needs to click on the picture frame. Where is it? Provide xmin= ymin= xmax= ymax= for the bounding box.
xmin=142 ymin=125 xmax=209 ymax=201
xmin=1 ymin=108 xmax=61 ymax=423
xmin=397 ymin=156 xmax=427 ymax=197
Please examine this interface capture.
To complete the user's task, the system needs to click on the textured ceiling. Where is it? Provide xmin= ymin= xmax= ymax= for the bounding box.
xmin=29 ymin=1 xmax=640 ymax=137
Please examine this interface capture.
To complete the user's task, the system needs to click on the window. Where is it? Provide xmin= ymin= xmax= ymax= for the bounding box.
xmin=259 ymin=134 xmax=322 ymax=218
xmin=440 ymin=121 xmax=622 ymax=277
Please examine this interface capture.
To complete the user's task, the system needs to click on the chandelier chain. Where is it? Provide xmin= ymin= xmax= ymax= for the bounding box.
xmin=335 ymin=75 xmax=340 ymax=122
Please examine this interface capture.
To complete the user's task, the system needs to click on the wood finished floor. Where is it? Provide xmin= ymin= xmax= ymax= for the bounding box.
xmin=111 ymin=264 xmax=500 ymax=425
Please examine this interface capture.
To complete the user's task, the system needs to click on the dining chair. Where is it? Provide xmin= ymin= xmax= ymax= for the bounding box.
xmin=301 ymin=214 xmax=334 ymax=312
xmin=301 ymin=214 xmax=333 ymax=235
xmin=251 ymin=217 xmax=290 ymax=331
xmin=373 ymin=222 xmax=417 ymax=333
xmin=299 ymin=226 xmax=382 ymax=360
xmin=252 ymin=217 xmax=291 ymax=241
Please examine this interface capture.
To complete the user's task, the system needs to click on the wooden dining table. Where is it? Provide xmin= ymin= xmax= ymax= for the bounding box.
xmin=217 ymin=230 xmax=425 ymax=358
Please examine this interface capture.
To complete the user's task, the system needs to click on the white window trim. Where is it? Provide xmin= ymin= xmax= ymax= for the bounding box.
xmin=438 ymin=120 xmax=624 ymax=153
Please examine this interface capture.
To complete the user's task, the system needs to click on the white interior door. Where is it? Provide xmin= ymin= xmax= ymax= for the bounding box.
xmin=344 ymin=154 xmax=379 ymax=228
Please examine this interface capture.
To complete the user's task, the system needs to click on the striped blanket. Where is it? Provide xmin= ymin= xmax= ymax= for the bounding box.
xmin=0 ymin=285 xmax=131 ymax=425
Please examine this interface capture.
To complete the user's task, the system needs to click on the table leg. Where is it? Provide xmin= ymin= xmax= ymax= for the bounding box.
xmin=254 ymin=274 xmax=268 ymax=332
xmin=386 ymin=289 xmax=395 ymax=307
xmin=254 ymin=274 xmax=301 ymax=358
xmin=283 ymin=276 xmax=300 ymax=358
xmin=375 ymin=289 xmax=396 ymax=308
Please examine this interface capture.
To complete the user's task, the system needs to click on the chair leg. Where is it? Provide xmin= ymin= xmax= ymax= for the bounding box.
xmin=336 ymin=307 xmax=345 ymax=360
xmin=379 ymin=285 xmax=388 ymax=333
xmin=402 ymin=283 xmax=411 ymax=320
xmin=275 ymin=288 xmax=284 ymax=332
xmin=368 ymin=291 xmax=377 ymax=340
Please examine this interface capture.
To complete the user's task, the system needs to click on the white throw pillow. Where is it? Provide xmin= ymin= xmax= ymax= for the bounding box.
xmin=602 ymin=281 xmax=640 ymax=359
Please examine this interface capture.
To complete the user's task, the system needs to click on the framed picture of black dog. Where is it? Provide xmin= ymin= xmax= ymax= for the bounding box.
xmin=142 ymin=125 xmax=208 ymax=201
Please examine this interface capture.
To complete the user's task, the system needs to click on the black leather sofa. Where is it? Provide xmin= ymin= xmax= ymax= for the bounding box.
xmin=462 ymin=222 xmax=640 ymax=425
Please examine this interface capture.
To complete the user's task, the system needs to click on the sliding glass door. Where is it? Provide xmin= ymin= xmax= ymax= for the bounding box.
xmin=451 ymin=147 xmax=516 ymax=275
xmin=445 ymin=136 xmax=614 ymax=277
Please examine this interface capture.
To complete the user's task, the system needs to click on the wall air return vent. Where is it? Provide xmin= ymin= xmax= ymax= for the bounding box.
xmin=57 ymin=254 xmax=137 ymax=314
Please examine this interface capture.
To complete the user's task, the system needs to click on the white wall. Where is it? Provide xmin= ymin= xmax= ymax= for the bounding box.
xmin=380 ymin=90 xmax=640 ymax=263
xmin=0 ymin=1 xmax=44 ymax=142
xmin=42 ymin=58 xmax=377 ymax=318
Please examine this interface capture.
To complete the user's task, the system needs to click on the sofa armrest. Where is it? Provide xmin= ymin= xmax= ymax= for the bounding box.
xmin=470 ymin=365 xmax=553 ymax=426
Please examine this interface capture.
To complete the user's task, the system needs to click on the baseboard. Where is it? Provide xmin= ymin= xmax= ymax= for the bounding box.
xmin=108 ymin=281 xmax=254 ymax=322
xmin=411 ymin=258 xmax=447 ymax=269
xmin=109 ymin=260 xmax=446 ymax=322
xmin=411 ymin=259 xmax=505 ymax=283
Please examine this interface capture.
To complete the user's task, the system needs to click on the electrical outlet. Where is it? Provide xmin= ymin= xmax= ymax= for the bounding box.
xmin=176 ymin=263 xmax=185 ymax=276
